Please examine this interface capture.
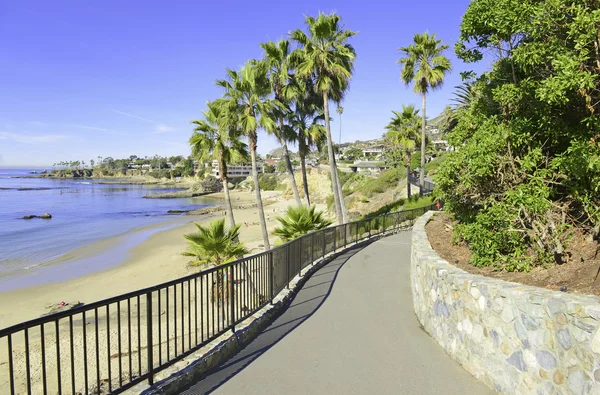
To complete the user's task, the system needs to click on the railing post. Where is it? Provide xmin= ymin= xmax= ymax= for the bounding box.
xmin=368 ymin=219 xmax=372 ymax=238
xmin=322 ymin=229 xmax=326 ymax=258
xmin=333 ymin=227 xmax=337 ymax=252
xmin=269 ymin=252 xmax=274 ymax=304
xmin=382 ymin=214 xmax=386 ymax=234
xmin=355 ymin=222 xmax=359 ymax=244
xmin=344 ymin=224 xmax=348 ymax=247
xmin=230 ymin=266 xmax=235 ymax=333
xmin=146 ymin=291 xmax=154 ymax=385
xmin=311 ymin=232 xmax=315 ymax=263
xmin=286 ymin=244 xmax=290 ymax=290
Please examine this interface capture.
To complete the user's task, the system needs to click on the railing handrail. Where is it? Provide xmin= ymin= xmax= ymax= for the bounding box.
xmin=0 ymin=200 xmax=439 ymax=395
xmin=0 ymin=204 xmax=432 ymax=337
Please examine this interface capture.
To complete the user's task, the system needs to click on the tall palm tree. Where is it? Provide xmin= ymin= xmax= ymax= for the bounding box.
xmin=217 ymin=61 xmax=277 ymax=250
xmin=336 ymin=105 xmax=344 ymax=145
xmin=385 ymin=105 xmax=421 ymax=198
xmin=398 ymin=32 xmax=451 ymax=196
xmin=190 ymin=99 xmax=249 ymax=227
xmin=286 ymin=107 xmax=326 ymax=206
xmin=261 ymin=39 xmax=303 ymax=205
xmin=291 ymin=12 xmax=357 ymax=224
xmin=284 ymin=76 xmax=326 ymax=206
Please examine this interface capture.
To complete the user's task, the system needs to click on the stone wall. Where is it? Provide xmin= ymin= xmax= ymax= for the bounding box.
xmin=411 ymin=211 xmax=600 ymax=394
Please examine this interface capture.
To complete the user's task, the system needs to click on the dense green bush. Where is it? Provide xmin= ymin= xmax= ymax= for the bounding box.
xmin=259 ymin=174 xmax=281 ymax=191
xmin=436 ymin=0 xmax=600 ymax=271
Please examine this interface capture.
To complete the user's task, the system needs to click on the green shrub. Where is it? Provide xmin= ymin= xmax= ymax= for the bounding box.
xmin=259 ymin=174 xmax=280 ymax=191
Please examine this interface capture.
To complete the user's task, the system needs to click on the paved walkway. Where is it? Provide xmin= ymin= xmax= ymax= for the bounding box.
xmin=182 ymin=232 xmax=493 ymax=395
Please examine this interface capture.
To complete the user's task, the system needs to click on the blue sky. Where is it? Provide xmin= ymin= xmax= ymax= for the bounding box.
xmin=0 ymin=0 xmax=488 ymax=167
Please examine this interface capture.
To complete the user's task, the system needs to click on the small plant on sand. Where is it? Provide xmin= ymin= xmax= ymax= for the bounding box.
xmin=273 ymin=205 xmax=332 ymax=242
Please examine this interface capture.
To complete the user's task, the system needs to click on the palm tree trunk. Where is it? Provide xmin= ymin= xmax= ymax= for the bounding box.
xmin=323 ymin=91 xmax=344 ymax=224
xmin=219 ymin=155 xmax=236 ymax=227
xmin=249 ymin=135 xmax=271 ymax=250
xmin=420 ymin=92 xmax=427 ymax=197
xmin=300 ymin=153 xmax=311 ymax=206
xmin=406 ymin=150 xmax=412 ymax=199
xmin=222 ymin=178 xmax=236 ymax=227
xmin=278 ymin=120 xmax=302 ymax=205
xmin=332 ymin=155 xmax=349 ymax=223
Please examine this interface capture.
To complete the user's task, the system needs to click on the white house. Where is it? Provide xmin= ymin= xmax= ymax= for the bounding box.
xmin=211 ymin=160 xmax=262 ymax=178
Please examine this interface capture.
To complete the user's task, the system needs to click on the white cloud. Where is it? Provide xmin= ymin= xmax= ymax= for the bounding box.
xmin=67 ymin=124 xmax=125 ymax=136
xmin=112 ymin=109 xmax=156 ymax=123
xmin=153 ymin=124 xmax=176 ymax=134
xmin=0 ymin=132 xmax=65 ymax=144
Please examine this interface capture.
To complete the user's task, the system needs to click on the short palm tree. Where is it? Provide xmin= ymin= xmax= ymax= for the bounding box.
xmin=190 ymin=100 xmax=249 ymax=227
xmin=385 ymin=105 xmax=421 ymax=198
xmin=398 ymin=32 xmax=451 ymax=196
xmin=261 ymin=39 xmax=303 ymax=205
xmin=217 ymin=61 xmax=277 ymax=250
xmin=183 ymin=219 xmax=249 ymax=306
xmin=183 ymin=219 xmax=249 ymax=266
xmin=273 ymin=205 xmax=332 ymax=242
xmin=291 ymin=12 xmax=357 ymax=224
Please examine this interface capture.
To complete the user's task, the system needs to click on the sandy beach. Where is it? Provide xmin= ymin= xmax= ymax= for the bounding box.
xmin=0 ymin=189 xmax=319 ymax=328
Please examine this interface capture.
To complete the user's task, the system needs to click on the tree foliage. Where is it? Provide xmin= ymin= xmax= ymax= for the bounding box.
xmin=436 ymin=0 xmax=600 ymax=271
xmin=273 ymin=205 xmax=332 ymax=242
xmin=183 ymin=219 xmax=249 ymax=266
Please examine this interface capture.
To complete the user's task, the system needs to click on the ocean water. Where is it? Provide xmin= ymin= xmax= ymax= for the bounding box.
xmin=0 ymin=168 xmax=216 ymax=287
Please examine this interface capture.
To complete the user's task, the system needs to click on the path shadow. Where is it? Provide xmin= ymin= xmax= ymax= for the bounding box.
xmin=180 ymin=241 xmax=374 ymax=395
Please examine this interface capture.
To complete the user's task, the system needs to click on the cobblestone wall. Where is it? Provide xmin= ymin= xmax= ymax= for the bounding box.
xmin=412 ymin=211 xmax=600 ymax=394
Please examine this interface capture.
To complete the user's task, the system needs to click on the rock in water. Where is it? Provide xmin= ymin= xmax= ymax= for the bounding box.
xmin=40 ymin=213 xmax=52 ymax=219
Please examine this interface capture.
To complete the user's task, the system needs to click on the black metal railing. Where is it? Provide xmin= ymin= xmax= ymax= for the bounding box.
xmin=408 ymin=174 xmax=435 ymax=195
xmin=0 ymin=203 xmax=438 ymax=395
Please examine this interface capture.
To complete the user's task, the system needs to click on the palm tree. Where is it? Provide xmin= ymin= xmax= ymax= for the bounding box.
xmin=398 ymin=32 xmax=451 ymax=196
xmin=385 ymin=105 xmax=421 ymax=198
xmin=190 ymin=100 xmax=249 ymax=227
xmin=261 ymin=39 xmax=303 ymax=205
xmin=273 ymin=205 xmax=332 ymax=242
xmin=183 ymin=219 xmax=249 ymax=305
xmin=217 ymin=61 xmax=277 ymax=250
xmin=336 ymin=106 xmax=343 ymax=144
xmin=285 ymin=77 xmax=326 ymax=206
xmin=183 ymin=219 xmax=249 ymax=266
xmin=291 ymin=12 xmax=357 ymax=224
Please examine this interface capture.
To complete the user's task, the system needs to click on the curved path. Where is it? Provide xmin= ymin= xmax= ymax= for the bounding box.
xmin=182 ymin=232 xmax=493 ymax=395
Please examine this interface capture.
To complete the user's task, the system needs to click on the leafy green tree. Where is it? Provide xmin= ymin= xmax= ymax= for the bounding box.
xmin=273 ymin=205 xmax=332 ymax=242
xmin=217 ymin=61 xmax=277 ymax=250
xmin=385 ymin=105 xmax=421 ymax=198
xmin=344 ymin=147 xmax=363 ymax=161
xmin=436 ymin=0 xmax=600 ymax=271
xmin=291 ymin=12 xmax=357 ymax=224
xmin=190 ymin=100 xmax=249 ymax=227
xmin=398 ymin=32 xmax=452 ymax=196
xmin=261 ymin=39 xmax=303 ymax=205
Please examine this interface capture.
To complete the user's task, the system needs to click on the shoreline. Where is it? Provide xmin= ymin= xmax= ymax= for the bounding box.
xmin=0 ymin=190 xmax=311 ymax=328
